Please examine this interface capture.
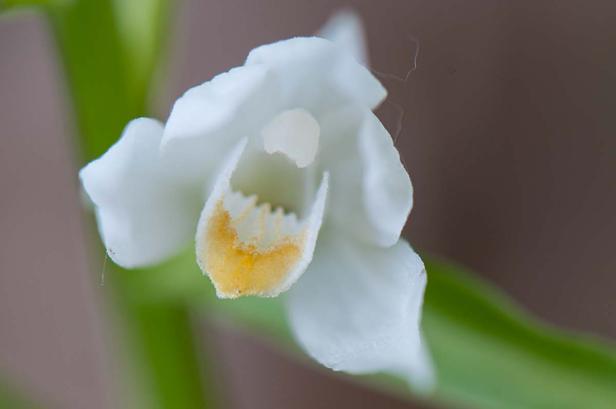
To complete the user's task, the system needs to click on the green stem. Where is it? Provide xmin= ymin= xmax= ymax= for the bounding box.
xmin=46 ymin=1 xmax=216 ymax=407
xmin=112 ymin=275 xmax=215 ymax=409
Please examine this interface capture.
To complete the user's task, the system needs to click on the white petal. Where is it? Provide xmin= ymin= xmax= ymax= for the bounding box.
xmin=319 ymin=9 xmax=369 ymax=65
xmin=286 ymin=231 xmax=434 ymax=391
xmin=80 ymin=118 xmax=201 ymax=268
xmin=163 ymin=65 xmax=276 ymax=146
xmin=359 ymin=111 xmax=413 ymax=245
xmin=160 ymin=65 xmax=281 ymax=198
xmin=245 ymin=37 xmax=386 ymax=111
xmin=195 ymin=139 xmax=329 ymax=298
xmin=320 ymin=108 xmax=412 ymax=247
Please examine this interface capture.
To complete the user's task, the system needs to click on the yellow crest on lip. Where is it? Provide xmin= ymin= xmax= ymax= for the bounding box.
xmin=199 ymin=200 xmax=305 ymax=298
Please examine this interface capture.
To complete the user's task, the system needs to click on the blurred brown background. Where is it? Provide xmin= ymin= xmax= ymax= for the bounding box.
xmin=1 ymin=0 xmax=615 ymax=408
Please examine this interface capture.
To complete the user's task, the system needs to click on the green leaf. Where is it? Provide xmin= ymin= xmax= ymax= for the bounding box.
xmin=110 ymin=0 xmax=169 ymax=100
xmin=46 ymin=0 xmax=169 ymax=160
xmin=48 ymin=1 xmax=144 ymax=160
xmin=0 ymin=377 xmax=40 ymax=408
xmin=423 ymin=258 xmax=616 ymax=409
xmin=203 ymin=256 xmax=616 ymax=409
xmin=1 ymin=0 xmax=67 ymax=12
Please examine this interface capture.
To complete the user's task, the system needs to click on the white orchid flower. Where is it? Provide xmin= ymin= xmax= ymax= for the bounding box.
xmin=80 ymin=12 xmax=434 ymax=391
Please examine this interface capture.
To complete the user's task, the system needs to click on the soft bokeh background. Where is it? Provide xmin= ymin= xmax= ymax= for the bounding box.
xmin=1 ymin=0 xmax=614 ymax=407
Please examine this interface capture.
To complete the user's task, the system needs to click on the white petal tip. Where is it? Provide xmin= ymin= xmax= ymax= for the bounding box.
xmin=319 ymin=9 xmax=368 ymax=64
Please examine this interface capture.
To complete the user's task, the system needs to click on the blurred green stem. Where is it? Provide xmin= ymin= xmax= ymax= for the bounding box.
xmin=46 ymin=1 xmax=215 ymax=408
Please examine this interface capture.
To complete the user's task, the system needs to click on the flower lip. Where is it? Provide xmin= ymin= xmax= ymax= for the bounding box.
xmin=200 ymin=195 xmax=306 ymax=298
xmin=195 ymin=138 xmax=329 ymax=298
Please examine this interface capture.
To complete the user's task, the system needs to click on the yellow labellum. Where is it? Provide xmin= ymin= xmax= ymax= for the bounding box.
xmin=200 ymin=201 xmax=304 ymax=298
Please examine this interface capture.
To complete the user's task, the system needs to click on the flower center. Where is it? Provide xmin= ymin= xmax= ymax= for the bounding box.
xmin=195 ymin=140 xmax=328 ymax=299
xmin=261 ymin=108 xmax=320 ymax=168
xmin=201 ymin=192 xmax=306 ymax=298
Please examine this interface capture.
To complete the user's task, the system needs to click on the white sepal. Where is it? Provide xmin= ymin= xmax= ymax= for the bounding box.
xmin=246 ymin=37 xmax=385 ymax=111
xmin=319 ymin=9 xmax=369 ymax=65
xmin=80 ymin=118 xmax=200 ymax=268
xmin=321 ymin=109 xmax=412 ymax=247
xmin=286 ymin=230 xmax=434 ymax=391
